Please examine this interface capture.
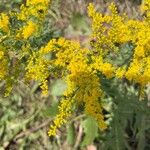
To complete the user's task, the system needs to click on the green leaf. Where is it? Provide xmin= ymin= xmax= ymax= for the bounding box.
xmin=67 ymin=123 xmax=76 ymax=146
xmin=43 ymin=102 xmax=59 ymax=117
xmin=14 ymin=0 xmax=22 ymax=3
xmin=71 ymin=13 xmax=89 ymax=33
xmin=81 ymin=117 xmax=98 ymax=146
xmin=50 ymin=79 xmax=67 ymax=96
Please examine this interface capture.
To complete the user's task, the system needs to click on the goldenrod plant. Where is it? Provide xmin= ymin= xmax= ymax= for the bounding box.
xmin=0 ymin=0 xmax=150 ymax=149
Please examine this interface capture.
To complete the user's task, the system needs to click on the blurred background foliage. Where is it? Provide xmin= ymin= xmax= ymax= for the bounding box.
xmin=1 ymin=0 xmax=150 ymax=150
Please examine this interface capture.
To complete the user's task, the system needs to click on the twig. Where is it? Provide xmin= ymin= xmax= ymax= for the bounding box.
xmin=4 ymin=119 xmax=51 ymax=149
xmin=14 ymin=118 xmax=52 ymax=141
xmin=4 ymin=97 xmax=50 ymax=149
xmin=74 ymin=124 xmax=83 ymax=149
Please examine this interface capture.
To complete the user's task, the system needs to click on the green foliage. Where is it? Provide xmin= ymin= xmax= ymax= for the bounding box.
xmin=108 ymin=43 xmax=134 ymax=67
xmin=0 ymin=0 xmax=150 ymax=149
xmin=50 ymin=79 xmax=67 ymax=96
xmin=67 ymin=123 xmax=76 ymax=146
xmin=81 ymin=117 xmax=98 ymax=147
xmin=71 ymin=12 xmax=89 ymax=34
xmin=43 ymin=102 xmax=59 ymax=117
xmin=100 ymin=77 xmax=150 ymax=150
xmin=0 ymin=0 xmax=23 ymax=12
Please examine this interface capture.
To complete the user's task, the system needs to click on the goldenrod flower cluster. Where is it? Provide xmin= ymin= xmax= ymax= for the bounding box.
xmin=0 ymin=49 xmax=8 ymax=80
xmin=48 ymin=98 xmax=74 ymax=136
xmin=65 ymin=59 xmax=107 ymax=130
xmin=0 ymin=0 xmax=50 ymax=96
xmin=26 ymin=0 xmax=49 ymax=5
xmin=25 ymin=37 xmax=107 ymax=135
xmin=17 ymin=0 xmax=49 ymax=21
xmin=88 ymin=2 xmax=150 ymax=87
xmin=21 ymin=21 xmax=37 ymax=39
xmin=15 ymin=0 xmax=49 ymax=39
xmin=0 ymin=13 xmax=9 ymax=32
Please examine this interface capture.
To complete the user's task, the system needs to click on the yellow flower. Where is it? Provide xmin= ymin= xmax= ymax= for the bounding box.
xmin=26 ymin=0 xmax=49 ymax=6
xmin=115 ymin=67 xmax=126 ymax=79
xmin=0 ymin=51 xmax=4 ymax=59
xmin=48 ymin=98 xmax=74 ymax=136
xmin=92 ymin=57 xmax=115 ymax=78
xmin=25 ymin=52 xmax=49 ymax=95
xmin=0 ymin=13 xmax=9 ymax=32
xmin=17 ymin=0 xmax=50 ymax=21
xmin=125 ymin=60 xmax=143 ymax=82
xmin=141 ymin=0 xmax=150 ymax=12
xmin=0 ymin=56 xmax=8 ymax=80
xmin=65 ymin=59 xmax=107 ymax=131
xmin=22 ymin=21 xmax=37 ymax=39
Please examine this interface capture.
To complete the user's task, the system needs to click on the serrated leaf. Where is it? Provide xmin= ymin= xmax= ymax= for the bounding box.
xmin=81 ymin=117 xmax=98 ymax=146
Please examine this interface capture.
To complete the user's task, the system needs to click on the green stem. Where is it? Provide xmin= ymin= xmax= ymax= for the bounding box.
xmin=137 ymin=115 xmax=146 ymax=150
